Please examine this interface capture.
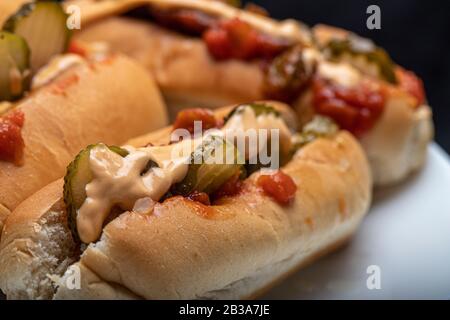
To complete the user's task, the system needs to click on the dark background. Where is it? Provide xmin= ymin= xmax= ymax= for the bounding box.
xmin=245 ymin=0 xmax=450 ymax=152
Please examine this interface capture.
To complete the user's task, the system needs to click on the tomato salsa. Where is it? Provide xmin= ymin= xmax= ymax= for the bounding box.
xmin=0 ymin=109 xmax=25 ymax=165
xmin=312 ymin=77 xmax=385 ymax=136
xmin=396 ymin=67 xmax=426 ymax=106
xmin=173 ymin=108 xmax=219 ymax=134
xmin=151 ymin=8 xmax=290 ymax=61
xmin=257 ymin=170 xmax=297 ymax=206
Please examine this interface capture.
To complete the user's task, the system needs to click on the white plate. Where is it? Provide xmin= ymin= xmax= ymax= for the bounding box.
xmin=263 ymin=143 xmax=450 ymax=299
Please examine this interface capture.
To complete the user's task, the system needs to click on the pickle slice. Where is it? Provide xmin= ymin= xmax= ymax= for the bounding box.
xmin=172 ymin=135 xmax=245 ymax=196
xmin=324 ymin=34 xmax=397 ymax=84
xmin=291 ymin=115 xmax=338 ymax=152
xmin=0 ymin=31 xmax=30 ymax=101
xmin=264 ymin=45 xmax=315 ymax=103
xmin=3 ymin=1 xmax=71 ymax=73
xmin=224 ymin=103 xmax=280 ymax=124
xmin=64 ymin=144 xmax=128 ymax=241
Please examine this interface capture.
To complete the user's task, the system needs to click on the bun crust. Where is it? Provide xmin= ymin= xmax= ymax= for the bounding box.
xmin=0 ymin=103 xmax=371 ymax=299
xmin=75 ymin=17 xmax=264 ymax=116
xmin=294 ymin=87 xmax=433 ymax=187
xmin=0 ymin=55 xmax=168 ymax=227
xmin=360 ymin=90 xmax=433 ymax=186
xmin=68 ymin=0 xmax=311 ymax=43
xmin=71 ymin=0 xmax=311 ymax=115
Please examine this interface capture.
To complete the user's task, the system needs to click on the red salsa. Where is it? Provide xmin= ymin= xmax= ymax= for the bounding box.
xmin=173 ymin=108 xmax=219 ymax=134
xmin=203 ymin=18 xmax=290 ymax=61
xmin=312 ymin=77 xmax=385 ymax=136
xmin=67 ymin=40 xmax=87 ymax=57
xmin=212 ymin=172 xmax=243 ymax=200
xmin=396 ymin=67 xmax=426 ymax=106
xmin=186 ymin=191 xmax=211 ymax=206
xmin=152 ymin=9 xmax=290 ymax=61
xmin=257 ymin=170 xmax=297 ymax=206
xmin=0 ymin=109 xmax=25 ymax=165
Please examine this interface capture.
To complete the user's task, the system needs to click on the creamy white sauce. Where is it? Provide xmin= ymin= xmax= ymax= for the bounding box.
xmin=77 ymin=107 xmax=293 ymax=243
xmin=77 ymin=138 xmax=206 ymax=243
xmin=318 ymin=61 xmax=362 ymax=88
xmin=31 ymin=54 xmax=85 ymax=90
xmin=302 ymin=48 xmax=362 ymax=88
xmin=223 ymin=106 xmax=292 ymax=159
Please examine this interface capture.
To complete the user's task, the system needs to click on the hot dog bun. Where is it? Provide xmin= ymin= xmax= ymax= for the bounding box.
xmin=0 ymin=102 xmax=371 ymax=299
xmin=0 ymin=54 xmax=168 ymax=232
xmin=72 ymin=1 xmax=433 ymax=187
xmin=70 ymin=0 xmax=311 ymax=114
xmin=75 ymin=16 xmax=264 ymax=114
xmin=294 ymin=76 xmax=433 ymax=187
xmin=360 ymin=92 xmax=433 ymax=186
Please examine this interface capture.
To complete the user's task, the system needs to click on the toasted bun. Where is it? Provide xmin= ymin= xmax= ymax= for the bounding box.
xmin=75 ymin=17 xmax=264 ymax=116
xmin=0 ymin=54 xmax=168 ymax=230
xmin=68 ymin=0 xmax=311 ymax=43
xmin=71 ymin=0 xmax=310 ymax=116
xmin=294 ymin=85 xmax=433 ymax=187
xmin=360 ymin=90 xmax=433 ymax=186
xmin=0 ymin=102 xmax=371 ymax=299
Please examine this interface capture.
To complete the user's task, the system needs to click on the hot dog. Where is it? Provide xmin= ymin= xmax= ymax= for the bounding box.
xmin=0 ymin=1 xmax=168 ymax=232
xmin=71 ymin=0 xmax=433 ymax=186
xmin=0 ymin=101 xmax=371 ymax=299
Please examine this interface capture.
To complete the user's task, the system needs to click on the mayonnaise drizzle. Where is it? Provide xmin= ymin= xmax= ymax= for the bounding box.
xmin=302 ymin=47 xmax=362 ymax=88
xmin=77 ymin=106 xmax=293 ymax=243
xmin=223 ymin=106 xmax=292 ymax=158
xmin=77 ymin=142 xmax=192 ymax=243
xmin=318 ymin=61 xmax=362 ymax=88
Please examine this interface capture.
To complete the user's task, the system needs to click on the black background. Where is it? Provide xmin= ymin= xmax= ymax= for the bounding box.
xmin=245 ymin=0 xmax=450 ymax=152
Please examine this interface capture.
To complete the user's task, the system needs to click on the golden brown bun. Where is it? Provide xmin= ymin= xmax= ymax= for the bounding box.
xmin=0 ymin=102 xmax=371 ymax=299
xmin=294 ymin=85 xmax=433 ymax=187
xmin=0 ymin=54 xmax=168 ymax=230
xmin=312 ymin=24 xmax=434 ymax=185
xmin=360 ymin=91 xmax=433 ymax=186
xmin=75 ymin=17 xmax=264 ymax=116
xmin=70 ymin=0 xmax=311 ymax=116
xmin=68 ymin=0 xmax=311 ymax=43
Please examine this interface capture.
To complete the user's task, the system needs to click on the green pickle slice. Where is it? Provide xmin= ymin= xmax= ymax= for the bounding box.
xmin=0 ymin=31 xmax=30 ymax=101
xmin=63 ymin=144 xmax=128 ymax=241
xmin=3 ymin=1 xmax=71 ymax=73
xmin=324 ymin=34 xmax=397 ymax=84
xmin=173 ymin=135 xmax=245 ymax=196
xmin=224 ymin=103 xmax=280 ymax=124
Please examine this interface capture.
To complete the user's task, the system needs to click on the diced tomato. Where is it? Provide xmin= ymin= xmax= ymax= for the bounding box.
xmin=203 ymin=18 xmax=290 ymax=61
xmin=173 ymin=108 xmax=218 ymax=134
xmin=204 ymin=18 xmax=259 ymax=60
xmin=186 ymin=191 xmax=211 ymax=206
xmin=213 ymin=172 xmax=243 ymax=199
xmin=152 ymin=9 xmax=215 ymax=35
xmin=396 ymin=67 xmax=426 ymax=106
xmin=0 ymin=110 xmax=25 ymax=165
xmin=153 ymin=9 xmax=289 ymax=61
xmin=257 ymin=170 xmax=297 ymax=206
xmin=312 ymin=77 xmax=385 ymax=136
xmin=68 ymin=41 xmax=87 ymax=57
xmin=3 ymin=109 xmax=24 ymax=127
